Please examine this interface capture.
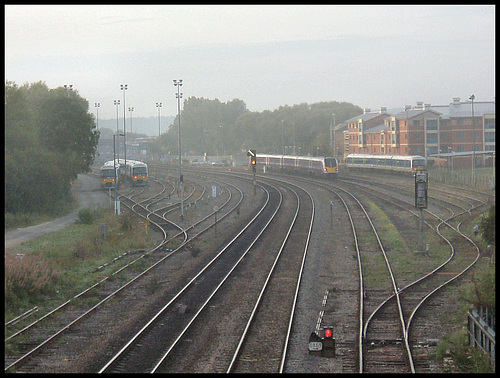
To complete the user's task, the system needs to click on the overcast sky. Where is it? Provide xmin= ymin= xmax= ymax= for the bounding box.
xmin=5 ymin=5 xmax=495 ymax=120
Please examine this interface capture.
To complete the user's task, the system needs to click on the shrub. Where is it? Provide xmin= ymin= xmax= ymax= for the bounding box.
xmin=4 ymin=254 xmax=59 ymax=306
xmin=76 ymin=208 xmax=95 ymax=225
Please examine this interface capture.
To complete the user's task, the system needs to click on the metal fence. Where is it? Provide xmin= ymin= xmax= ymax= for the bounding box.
xmin=468 ymin=305 xmax=495 ymax=370
xmin=428 ymin=168 xmax=495 ymax=191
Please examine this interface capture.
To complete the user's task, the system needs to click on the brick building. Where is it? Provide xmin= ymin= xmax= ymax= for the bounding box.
xmin=339 ymin=98 xmax=495 ymax=167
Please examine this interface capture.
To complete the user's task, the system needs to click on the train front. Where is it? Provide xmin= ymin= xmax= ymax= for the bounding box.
xmin=100 ymin=165 xmax=117 ymax=188
xmin=323 ymin=157 xmax=339 ymax=175
xmin=132 ymin=163 xmax=148 ymax=186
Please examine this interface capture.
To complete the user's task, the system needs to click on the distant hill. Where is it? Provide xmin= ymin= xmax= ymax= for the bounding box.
xmin=97 ymin=116 xmax=176 ymax=137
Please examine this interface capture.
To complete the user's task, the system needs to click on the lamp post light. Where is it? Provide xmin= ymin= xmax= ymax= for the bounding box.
xmin=128 ymin=107 xmax=134 ymax=134
xmin=156 ymin=103 xmax=162 ymax=136
xmin=94 ymin=103 xmax=100 ymax=129
xmin=64 ymin=84 xmax=73 ymax=97
xmin=330 ymin=113 xmax=336 ymax=155
xmin=173 ymin=79 xmax=184 ymax=220
xmin=114 ymin=100 xmax=120 ymax=162
xmin=113 ymin=133 xmax=125 ymax=215
xmin=469 ymin=94 xmax=476 ymax=186
xmin=121 ymin=84 xmax=128 ymax=170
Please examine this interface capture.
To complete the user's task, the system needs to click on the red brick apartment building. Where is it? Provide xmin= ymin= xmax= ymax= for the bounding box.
xmin=340 ymin=98 xmax=495 ymax=168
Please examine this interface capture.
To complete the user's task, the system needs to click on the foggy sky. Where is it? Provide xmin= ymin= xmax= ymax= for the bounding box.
xmin=5 ymin=5 xmax=495 ymax=120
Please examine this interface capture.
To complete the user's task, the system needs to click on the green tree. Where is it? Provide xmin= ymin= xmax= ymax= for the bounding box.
xmin=5 ymin=81 xmax=99 ymax=214
xmin=479 ymin=205 xmax=495 ymax=245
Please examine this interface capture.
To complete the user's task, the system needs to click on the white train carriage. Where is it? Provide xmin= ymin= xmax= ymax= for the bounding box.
xmin=256 ymin=154 xmax=338 ymax=176
xmin=345 ymin=154 xmax=426 ymax=173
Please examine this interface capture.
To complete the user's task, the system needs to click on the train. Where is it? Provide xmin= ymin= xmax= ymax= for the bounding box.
xmin=124 ymin=159 xmax=149 ymax=186
xmin=255 ymin=154 xmax=339 ymax=177
xmin=100 ymin=159 xmax=148 ymax=188
xmin=100 ymin=160 xmax=119 ymax=189
xmin=345 ymin=153 xmax=426 ymax=174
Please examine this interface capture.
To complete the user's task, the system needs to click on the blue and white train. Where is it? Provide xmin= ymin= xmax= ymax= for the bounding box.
xmin=345 ymin=154 xmax=426 ymax=174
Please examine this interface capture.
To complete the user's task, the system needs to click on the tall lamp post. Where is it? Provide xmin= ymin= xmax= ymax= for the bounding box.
xmin=121 ymin=84 xmax=128 ymax=170
xmin=173 ymin=79 xmax=184 ymax=220
xmin=113 ymin=133 xmax=125 ymax=215
xmin=114 ymin=99 xmax=120 ymax=163
xmin=94 ymin=103 xmax=100 ymax=129
xmin=128 ymin=107 xmax=134 ymax=134
xmin=156 ymin=103 xmax=162 ymax=136
xmin=469 ymin=94 xmax=475 ymax=186
xmin=64 ymin=84 xmax=73 ymax=97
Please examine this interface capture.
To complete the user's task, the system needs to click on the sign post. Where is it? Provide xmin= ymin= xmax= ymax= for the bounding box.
xmin=415 ymin=171 xmax=428 ymax=254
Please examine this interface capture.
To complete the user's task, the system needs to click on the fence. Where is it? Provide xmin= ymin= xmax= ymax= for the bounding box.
xmin=428 ymin=168 xmax=495 ymax=191
xmin=467 ymin=305 xmax=495 ymax=370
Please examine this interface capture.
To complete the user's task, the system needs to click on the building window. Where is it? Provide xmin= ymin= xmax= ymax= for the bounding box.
xmin=485 ymin=132 xmax=495 ymax=143
xmin=427 ymin=133 xmax=438 ymax=143
xmin=457 ymin=132 xmax=465 ymax=139
xmin=426 ymin=119 xmax=438 ymax=130
xmin=457 ymin=119 xmax=465 ymax=126
xmin=485 ymin=118 xmax=495 ymax=129
xmin=412 ymin=120 xmax=421 ymax=127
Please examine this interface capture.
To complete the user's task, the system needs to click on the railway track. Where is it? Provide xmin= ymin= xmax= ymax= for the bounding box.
xmin=5 ymin=166 xmax=491 ymax=373
xmin=4 ymin=172 xmax=254 ymax=373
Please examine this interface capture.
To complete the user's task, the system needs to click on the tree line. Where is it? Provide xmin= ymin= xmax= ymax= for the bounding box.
xmin=150 ymin=97 xmax=363 ymax=158
xmin=5 ymin=81 xmax=99 ymax=215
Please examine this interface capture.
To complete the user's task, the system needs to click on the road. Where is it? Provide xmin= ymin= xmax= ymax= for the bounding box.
xmin=5 ymin=174 xmax=110 ymax=249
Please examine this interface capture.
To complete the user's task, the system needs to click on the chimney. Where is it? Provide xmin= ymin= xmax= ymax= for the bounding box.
xmin=453 ymin=97 xmax=461 ymax=104
xmin=379 ymin=106 xmax=387 ymax=113
xmin=416 ymin=101 xmax=423 ymax=109
xmin=404 ymin=105 xmax=412 ymax=111
xmin=423 ymin=103 xmax=431 ymax=110
xmin=363 ymin=108 xmax=371 ymax=114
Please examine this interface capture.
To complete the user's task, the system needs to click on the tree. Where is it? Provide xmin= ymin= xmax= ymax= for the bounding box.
xmin=5 ymin=81 xmax=100 ymax=214
xmin=479 ymin=205 xmax=495 ymax=245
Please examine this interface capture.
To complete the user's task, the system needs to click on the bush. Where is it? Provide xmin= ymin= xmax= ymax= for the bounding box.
xmin=4 ymin=254 xmax=59 ymax=306
xmin=76 ymin=208 xmax=95 ymax=225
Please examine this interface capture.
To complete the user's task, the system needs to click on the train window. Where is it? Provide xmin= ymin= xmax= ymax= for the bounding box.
xmin=101 ymin=169 xmax=115 ymax=178
xmin=133 ymin=167 xmax=147 ymax=175
xmin=325 ymin=158 xmax=337 ymax=167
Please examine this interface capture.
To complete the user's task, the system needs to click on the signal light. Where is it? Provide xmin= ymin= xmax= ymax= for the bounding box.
xmin=324 ymin=328 xmax=333 ymax=339
xmin=251 ymin=156 xmax=256 ymax=165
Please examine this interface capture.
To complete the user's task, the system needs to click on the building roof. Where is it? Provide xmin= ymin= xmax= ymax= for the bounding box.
xmin=364 ymin=123 xmax=386 ymax=133
xmin=345 ymin=112 xmax=390 ymax=123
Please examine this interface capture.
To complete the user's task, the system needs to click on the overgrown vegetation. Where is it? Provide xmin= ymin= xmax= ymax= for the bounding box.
xmin=4 ymin=208 xmax=156 ymax=322
xmin=5 ymin=80 xmax=99 ymax=215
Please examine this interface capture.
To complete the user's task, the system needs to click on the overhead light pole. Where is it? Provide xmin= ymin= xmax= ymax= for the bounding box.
xmin=469 ymin=94 xmax=475 ymax=186
xmin=156 ymin=102 xmax=162 ymax=136
xmin=113 ymin=133 xmax=125 ymax=215
xmin=128 ymin=107 xmax=134 ymax=134
xmin=64 ymin=84 xmax=73 ymax=97
xmin=94 ymin=103 xmax=100 ymax=129
xmin=121 ymin=84 xmax=128 ymax=170
xmin=114 ymin=100 xmax=120 ymax=162
xmin=173 ymin=79 xmax=184 ymax=220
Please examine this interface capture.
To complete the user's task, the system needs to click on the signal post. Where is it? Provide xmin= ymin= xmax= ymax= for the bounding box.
xmin=248 ymin=150 xmax=257 ymax=194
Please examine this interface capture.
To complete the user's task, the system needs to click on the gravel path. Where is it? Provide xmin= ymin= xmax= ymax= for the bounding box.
xmin=5 ymin=174 xmax=110 ymax=249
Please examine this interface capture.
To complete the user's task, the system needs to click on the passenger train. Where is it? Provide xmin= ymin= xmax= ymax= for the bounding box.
xmin=100 ymin=159 xmax=148 ymax=188
xmin=124 ymin=159 xmax=148 ymax=186
xmin=100 ymin=160 xmax=119 ymax=189
xmin=345 ymin=154 xmax=426 ymax=174
xmin=255 ymin=154 xmax=338 ymax=177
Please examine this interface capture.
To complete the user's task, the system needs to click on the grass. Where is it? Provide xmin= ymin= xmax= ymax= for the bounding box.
xmin=4 ymin=207 xmax=158 ymax=324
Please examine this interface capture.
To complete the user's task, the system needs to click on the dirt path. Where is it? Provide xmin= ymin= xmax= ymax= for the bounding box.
xmin=5 ymin=174 xmax=109 ymax=249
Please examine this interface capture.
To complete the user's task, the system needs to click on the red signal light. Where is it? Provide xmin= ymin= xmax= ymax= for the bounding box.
xmin=324 ymin=328 xmax=333 ymax=339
